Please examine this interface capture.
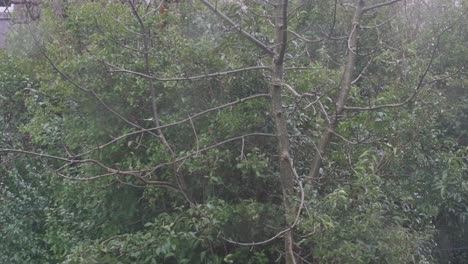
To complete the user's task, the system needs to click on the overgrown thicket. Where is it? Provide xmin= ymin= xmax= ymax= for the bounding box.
xmin=0 ymin=0 xmax=466 ymax=263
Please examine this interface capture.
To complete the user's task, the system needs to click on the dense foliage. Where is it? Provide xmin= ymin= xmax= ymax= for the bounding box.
xmin=0 ymin=0 xmax=466 ymax=263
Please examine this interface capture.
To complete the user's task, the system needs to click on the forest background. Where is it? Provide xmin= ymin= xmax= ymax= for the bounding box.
xmin=0 ymin=0 xmax=467 ymax=263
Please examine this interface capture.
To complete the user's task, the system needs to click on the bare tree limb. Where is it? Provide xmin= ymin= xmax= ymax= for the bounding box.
xmin=0 ymin=148 xmax=147 ymax=175
xmin=189 ymin=116 xmax=200 ymax=157
xmin=345 ymin=26 xmax=446 ymax=111
xmin=105 ymin=61 xmax=272 ymax=81
xmin=307 ymin=0 xmax=366 ymax=183
xmin=128 ymin=0 xmax=192 ymax=203
xmin=285 ymin=66 xmax=322 ymax=71
xmin=288 ymin=29 xmax=321 ymax=43
xmin=361 ymin=13 xmax=397 ymax=29
xmin=363 ymin=0 xmax=402 ymax=12
xmin=78 ymin=94 xmax=271 ymax=157
xmin=142 ymin=133 xmax=276 ymax=177
xmin=223 ymin=228 xmax=291 ymax=246
xmin=422 ymin=66 xmax=465 ymax=85
xmin=281 ymin=82 xmax=301 ymax=97
xmin=0 ymin=149 xmax=70 ymax=162
xmin=351 ymin=56 xmax=374 ymax=85
xmin=199 ymin=0 xmax=275 ymax=56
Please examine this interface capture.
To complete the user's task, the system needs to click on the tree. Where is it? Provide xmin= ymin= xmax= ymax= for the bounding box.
xmin=1 ymin=0 xmax=466 ymax=263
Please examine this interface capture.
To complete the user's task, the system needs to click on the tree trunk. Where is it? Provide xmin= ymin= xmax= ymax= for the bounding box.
xmin=271 ymin=0 xmax=297 ymax=263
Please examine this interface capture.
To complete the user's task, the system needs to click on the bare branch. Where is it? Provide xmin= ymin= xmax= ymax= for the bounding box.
xmin=351 ymin=57 xmax=374 ymax=84
xmin=345 ymin=27 xmax=447 ymax=111
xmin=1 ymin=148 xmax=182 ymax=192
xmin=128 ymin=0 xmax=191 ymax=202
xmin=347 ymin=22 xmax=360 ymax=55
xmin=284 ymin=66 xmax=322 ymax=71
xmin=363 ymin=0 xmax=402 ymax=12
xmin=188 ymin=116 xmax=200 ymax=157
xmin=339 ymin=1 xmax=356 ymax=10
xmin=141 ymin=133 xmax=275 ymax=178
xmin=240 ymin=136 xmax=245 ymax=160
xmin=103 ymin=59 xmax=271 ymax=81
xmin=318 ymin=100 xmax=331 ymax=124
xmin=306 ymin=0 xmax=365 ymax=183
xmin=127 ymin=0 xmax=146 ymax=33
xmin=361 ymin=13 xmax=397 ymax=29
xmin=223 ymin=228 xmax=291 ymax=246
xmin=288 ymin=30 xmax=321 ymax=43
xmin=56 ymin=171 xmax=180 ymax=190
xmin=281 ymin=82 xmax=301 ymax=97
xmin=0 ymin=149 xmax=69 ymax=162
xmin=56 ymin=171 xmax=118 ymax=181
xmin=422 ymin=66 xmax=465 ymax=85
xmin=0 ymin=148 xmax=147 ymax=175
xmin=329 ymin=0 xmax=338 ymax=36
xmin=78 ymin=94 xmax=271 ymax=156
xmin=199 ymin=0 xmax=274 ymax=56
xmin=329 ymin=129 xmax=381 ymax=145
